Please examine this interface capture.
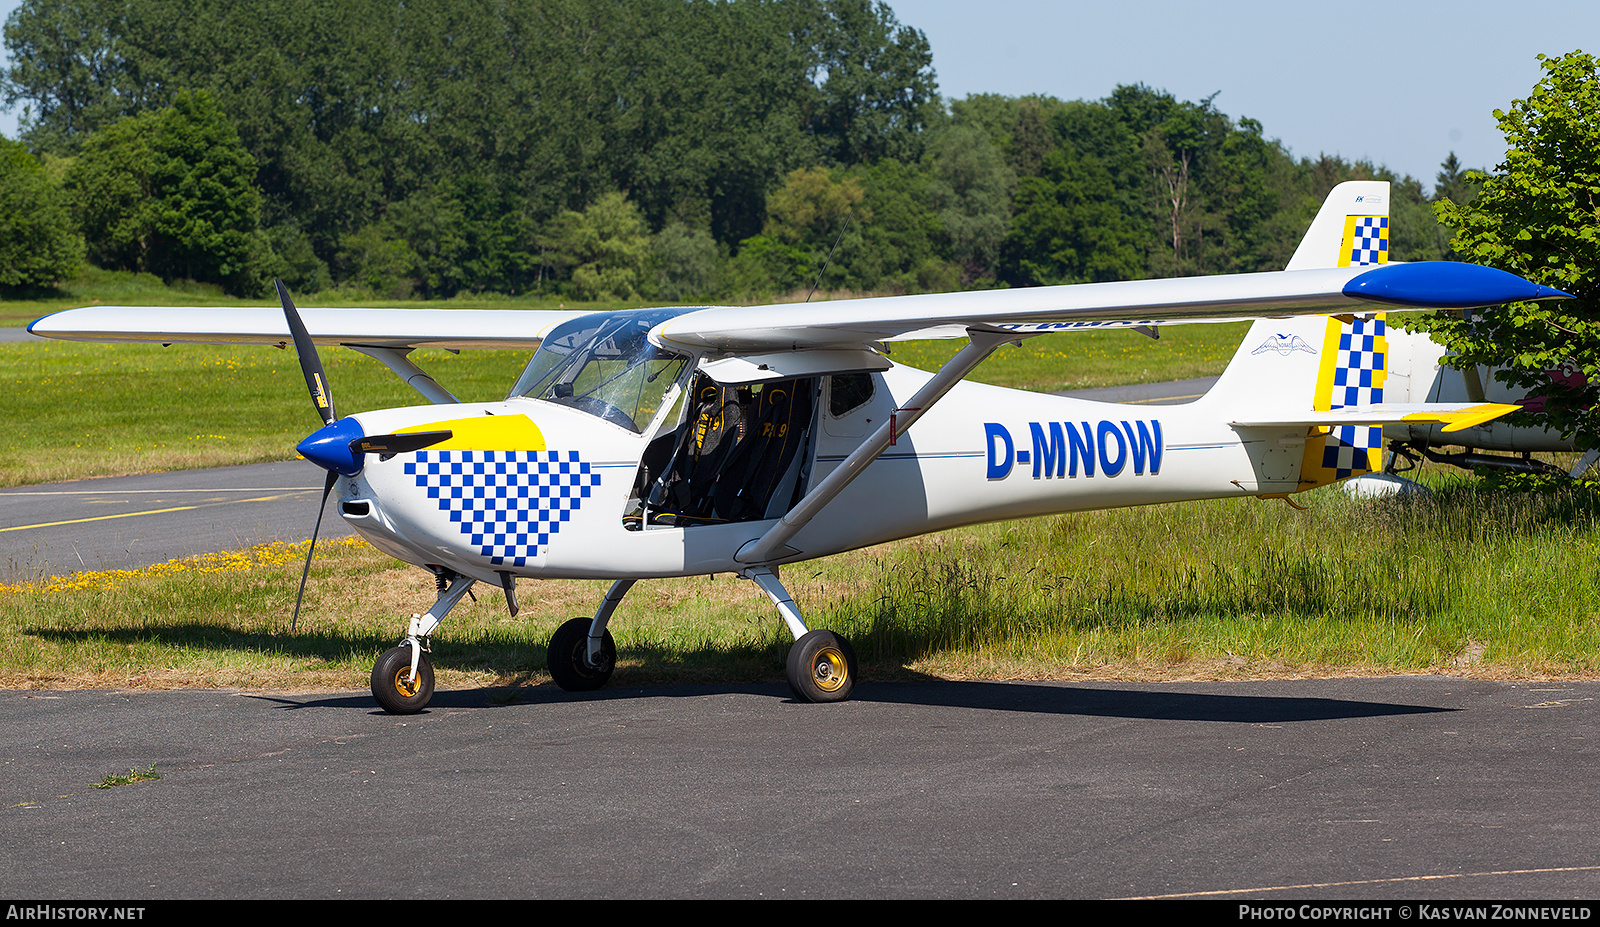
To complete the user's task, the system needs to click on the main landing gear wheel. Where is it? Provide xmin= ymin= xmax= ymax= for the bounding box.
xmin=547 ymin=616 xmax=616 ymax=692
xmin=786 ymin=630 xmax=857 ymax=703
xmin=371 ymin=644 xmax=434 ymax=714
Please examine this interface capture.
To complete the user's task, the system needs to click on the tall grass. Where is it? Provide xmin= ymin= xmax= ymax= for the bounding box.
xmin=4 ymin=477 xmax=1597 ymax=689
xmin=811 ymin=477 xmax=1600 ymax=678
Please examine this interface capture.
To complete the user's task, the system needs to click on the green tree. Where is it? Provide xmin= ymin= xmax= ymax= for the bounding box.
xmin=1 ymin=0 xmax=948 ymax=289
xmin=927 ymin=125 xmax=1015 ymax=283
xmin=337 ymin=223 xmax=420 ymax=299
xmin=0 ymin=0 xmax=171 ymax=152
xmin=1434 ymin=152 xmax=1479 ymax=208
xmin=844 ymin=158 xmax=955 ymax=294
xmin=649 ymin=222 xmax=723 ymax=302
xmin=1001 ymin=144 xmax=1144 ymax=286
xmin=65 ymin=107 xmax=157 ymax=271
xmin=1429 ymin=153 xmax=1480 ymax=261
xmin=803 ymin=0 xmax=942 ymax=166
xmin=0 ymin=137 xmax=83 ymax=286
xmin=66 ymin=89 xmax=266 ymax=294
xmin=734 ymin=166 xmax=867 ymax=295
xmin=540 ymin=192 xmax=653 ymax=300
xmin=1407 ymin=51 xmax=1600 ymax=448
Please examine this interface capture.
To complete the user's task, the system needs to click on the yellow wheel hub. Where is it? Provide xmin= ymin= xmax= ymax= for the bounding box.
xmin=811 ymin=648 xmax=848 ymax=693
xmin=392 ymin=668 xmax=421 ymax=698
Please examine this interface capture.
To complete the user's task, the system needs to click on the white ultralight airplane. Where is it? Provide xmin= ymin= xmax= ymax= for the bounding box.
xmin=1376 ymin=327 xmax=1592 ymax=480
xmin=28 ymin=181 xmax=1569 ymax=713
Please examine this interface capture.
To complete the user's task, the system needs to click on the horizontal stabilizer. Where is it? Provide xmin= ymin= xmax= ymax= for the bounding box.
xmin=1233 ymin=402 xmax=1520 ymax=434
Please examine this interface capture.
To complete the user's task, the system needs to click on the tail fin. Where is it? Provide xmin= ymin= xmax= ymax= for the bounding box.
xmin=1209 ymin=312 xmax=1515 ymax=492
xmin=1281 ymin=181 xmax=1393 ymax=483
xmin=1284 ymin=180 xmax=1391 ymax=271
xmin=1202 ymin=182 xmax=1513 ymax=492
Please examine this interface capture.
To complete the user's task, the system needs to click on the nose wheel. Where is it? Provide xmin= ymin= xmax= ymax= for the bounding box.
xmin=547 ymin=616 xmax=616 ymax=691
xmin=372 ymin=644 xmax=435 ymax=714
xmin=786 ymin=630 xmax=857 ymax=703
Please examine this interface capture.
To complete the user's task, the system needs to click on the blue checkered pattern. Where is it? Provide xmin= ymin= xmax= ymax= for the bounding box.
xmin=1348 ymin=217 xmax=1389 ymax=266
xmin=1332 ymin=316 xmax=1385 ymax=408
xmin=405 ymin=450 xmax=600 ymax=567
xmin=1323 ymin=316 xmax=1385 ymax=476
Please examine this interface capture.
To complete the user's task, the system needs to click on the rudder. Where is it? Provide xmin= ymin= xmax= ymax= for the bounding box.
xmin=1284 ymin=180 xmax=1391 ymax=271
xmin=1203 ymin=180 xmax=1396 ymax=487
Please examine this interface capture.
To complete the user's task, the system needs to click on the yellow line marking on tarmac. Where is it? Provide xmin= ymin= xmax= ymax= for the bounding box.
xmin=1118 ymin=864 xmax=1600 ymax=899
xmin=0 ymin=488 xmax=313 ymax=495
xmin=0 ymin=493 xmax=312 ymax=533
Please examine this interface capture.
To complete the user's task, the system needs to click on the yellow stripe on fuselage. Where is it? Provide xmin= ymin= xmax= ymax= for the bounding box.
xmin=395 ymin=414 xmax=546 ymax=450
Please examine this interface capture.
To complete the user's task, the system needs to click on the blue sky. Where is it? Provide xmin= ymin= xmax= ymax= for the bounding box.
xmin=888 ymin=0 xmax=1597 ymax=189
xmin=2 ymin=0 xmax=1594 ymax=191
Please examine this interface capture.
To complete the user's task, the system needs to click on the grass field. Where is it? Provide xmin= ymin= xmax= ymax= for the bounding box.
xmin=4 ymin=477 xmax=1597 ymax=691
xmin=4 ymin=273 xmax=1594 ymax=691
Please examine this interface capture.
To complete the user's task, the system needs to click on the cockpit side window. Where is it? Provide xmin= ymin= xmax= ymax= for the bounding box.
xmin=828 ymin=372 xmax=874 ymax=418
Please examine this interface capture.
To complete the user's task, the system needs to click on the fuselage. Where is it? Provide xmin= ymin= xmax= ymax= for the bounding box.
xmin=333 ymin=361 xmax=1271 ymax=584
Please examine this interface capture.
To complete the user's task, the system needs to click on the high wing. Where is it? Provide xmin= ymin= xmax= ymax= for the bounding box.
xmin=30 ymin=262 xmax=1563 ymax=358
xmin=649 ymin=262 xmax=1567 ymax=355
xmin=29 ymin=264 xmax=1562 ymax=361
xmin=27 ymin=305 xmax=591 ymax=350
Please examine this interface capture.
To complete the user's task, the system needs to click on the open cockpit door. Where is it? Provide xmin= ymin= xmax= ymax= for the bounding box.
xmin=627 ymin=372 xmax=820 ymax=528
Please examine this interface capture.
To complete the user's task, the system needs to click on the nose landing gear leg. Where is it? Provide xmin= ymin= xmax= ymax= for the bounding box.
xmin=371 ymin=570 xmax=476 ymax=714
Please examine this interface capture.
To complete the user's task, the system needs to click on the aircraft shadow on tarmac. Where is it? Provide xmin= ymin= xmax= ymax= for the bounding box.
xmin=33 ymin=624 xmax=1451 ymax=724
xmin=250 ymin=679 xmax=1454 ymax=724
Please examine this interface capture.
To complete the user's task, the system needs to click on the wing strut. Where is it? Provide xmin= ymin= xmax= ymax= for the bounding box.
xmin=349 ymin=346 xmax=461 ymax=404
xmin=735 ymin=329 xmax=1019 ymax=565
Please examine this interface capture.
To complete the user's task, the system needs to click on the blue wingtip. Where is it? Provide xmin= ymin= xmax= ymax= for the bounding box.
xmin=1344 ymin=262 xmax=1573 ymax=308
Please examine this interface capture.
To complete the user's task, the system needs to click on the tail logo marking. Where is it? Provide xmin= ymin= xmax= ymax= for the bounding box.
xmin=1251 ymin=334 xmax=1317 ymax=356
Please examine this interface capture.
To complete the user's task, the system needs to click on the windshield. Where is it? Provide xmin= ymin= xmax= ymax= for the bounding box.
xmin=508 ymin=308 xmax=692 ymax=433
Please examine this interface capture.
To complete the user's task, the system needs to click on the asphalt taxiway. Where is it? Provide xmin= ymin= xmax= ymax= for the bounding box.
xmin=1 ymin=460 xmax=350 ymax=583
xmin=3 ymin=676 xmax=1597 ymax=899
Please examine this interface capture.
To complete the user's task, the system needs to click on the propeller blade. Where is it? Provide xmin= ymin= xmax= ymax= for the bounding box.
xmin=291 ymin=469 xmax=339 ymax=632
xmin=350 ymin=430 xmax=453 ymax=460
xmin=276 ymin=279 xmax=336 ymax=426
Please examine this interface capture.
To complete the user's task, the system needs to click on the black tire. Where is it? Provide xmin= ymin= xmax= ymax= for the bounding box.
xmin=371 ymin=644 xmax=434 ymax=714
xmin=547 ymin=617 xmax=615 ymax=692
xmin=786 ymin=630 xmax=857 ymax=703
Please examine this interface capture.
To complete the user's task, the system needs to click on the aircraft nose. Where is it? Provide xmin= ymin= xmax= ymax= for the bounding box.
xmin=297 ymin=417 xmax=366 ymax=476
